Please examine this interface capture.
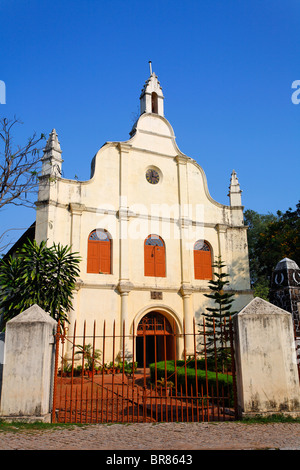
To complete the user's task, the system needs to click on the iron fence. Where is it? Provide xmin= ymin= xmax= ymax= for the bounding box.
xmin=52 ymin=316 xmax=238 ymax=423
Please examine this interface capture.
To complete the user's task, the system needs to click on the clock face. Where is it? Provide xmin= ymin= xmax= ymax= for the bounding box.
xmin=146 ymin=168 xmax=160 ymax=184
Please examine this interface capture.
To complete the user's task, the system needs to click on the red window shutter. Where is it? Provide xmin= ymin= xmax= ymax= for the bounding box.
xmin=87 ymin=230 xmax=111 ymax=274
xmin=87 ymin=241 xmax=101 ymax=273
xmin=144 ymin=244 xmax=155 ymax=277
xmin=100 ymin=241 xmax=111 ymax=274
xmin=154 ymin=246 xmax=166 ymax=277
xmin=194 ymin=248 xmax=212 ymax=280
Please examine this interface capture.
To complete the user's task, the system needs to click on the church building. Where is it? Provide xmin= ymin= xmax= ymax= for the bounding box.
xmin=35 ymin=66 xmax=253 ymax=361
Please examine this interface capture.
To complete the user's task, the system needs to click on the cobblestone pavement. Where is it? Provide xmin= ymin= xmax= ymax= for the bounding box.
xmin=0 ymin=422 xmax=299 ymax=450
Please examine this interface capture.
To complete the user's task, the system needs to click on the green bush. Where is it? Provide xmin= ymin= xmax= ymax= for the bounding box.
xmin=149 ymin=360 xmax=234 ymax=404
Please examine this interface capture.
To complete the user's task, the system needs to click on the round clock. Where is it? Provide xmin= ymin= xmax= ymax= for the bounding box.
xmin=146 ymin=168 xmax=160 ymax=184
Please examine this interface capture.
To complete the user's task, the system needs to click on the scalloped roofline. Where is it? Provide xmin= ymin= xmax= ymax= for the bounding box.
xmin=93 ymin=113 xmax=231 ymax=210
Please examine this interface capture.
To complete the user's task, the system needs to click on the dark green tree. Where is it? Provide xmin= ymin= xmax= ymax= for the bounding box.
xmin=0 ymin=239 xmax=80 ymax=330
xmin=244 ymin=201 xmax=300 ymax=300
xmin=201 ymin=257 xmax=237 ymax=371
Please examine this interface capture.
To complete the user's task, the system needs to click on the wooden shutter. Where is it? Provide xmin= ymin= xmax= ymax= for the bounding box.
xmin=87 ymin=230 xmax=111 ymax=274
xmin=194 ymin=243 xmax=212 ymax=280
xmin=144 ymin=244 xmax=155 ymax=277
xmin=100 ymin=241 xmax=111 ymax=274
xmin=87 ymin=241 xmax=101 ymax=273
xmin=144 ymin=236 xmax=166 ymax=277
xmin=154 ymin=246 xmax=166 ymax=277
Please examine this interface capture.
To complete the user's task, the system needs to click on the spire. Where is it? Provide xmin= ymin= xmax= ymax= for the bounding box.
xmin=228 ymin=170 xmax=242 ymax=206
xmin=140 ymin=62 xmax=164 ymax=117
xmin=41 ymin=129 xmax=63 ymax=177
xmin=44 ymin=129 xmax=62 ymax=154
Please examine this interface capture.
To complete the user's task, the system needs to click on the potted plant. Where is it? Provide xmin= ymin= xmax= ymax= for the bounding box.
xmin=60 ymin=359 xmax=72 ymax=377
xmin=74 ymin=364 xmax=82 ymax=377
xmin=156 ymin=378 xmax=174 ymax=397
xmin=124 ymin=361 xmax=137 ymax=382
xmin=75 ymin=343 xmax=102 ymax=377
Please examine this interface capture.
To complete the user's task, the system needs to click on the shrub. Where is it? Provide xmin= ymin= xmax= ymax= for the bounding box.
xmin=149 ymin=360 xmax=234 ymax=405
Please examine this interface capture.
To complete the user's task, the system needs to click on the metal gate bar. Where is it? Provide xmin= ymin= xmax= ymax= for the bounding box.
xmin=52 ymin=316 xmax=238 ymax=423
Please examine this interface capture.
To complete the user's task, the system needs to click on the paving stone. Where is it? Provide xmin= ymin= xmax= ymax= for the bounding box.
xmin=0 ymin=422 xmax=299 ymax=450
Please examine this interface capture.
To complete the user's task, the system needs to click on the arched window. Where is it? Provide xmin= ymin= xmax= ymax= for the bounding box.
xmin=87 ymin=229 xmax=111 ymax=274
xmin=144 ymin=235 xmax=166 ymax=277
xmin=194 ymin=240 xmax=212 ymax=280
xmin=151 ymin=92 xmax=158 ymax=114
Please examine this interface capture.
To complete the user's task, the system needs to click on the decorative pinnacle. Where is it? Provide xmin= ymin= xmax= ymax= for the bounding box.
xmin=44 ymin=129 xmax=62 ymax=154
xmin=228 ymin=169 xmax=242 ymax=206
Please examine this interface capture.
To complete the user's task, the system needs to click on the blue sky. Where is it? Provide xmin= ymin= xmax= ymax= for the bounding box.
xmin=0 ymin=0 xmax=299 ymax=253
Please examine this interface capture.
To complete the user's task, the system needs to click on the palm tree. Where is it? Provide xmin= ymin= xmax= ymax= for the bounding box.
xmin=0 ymin=239 xmax=80 ymax=329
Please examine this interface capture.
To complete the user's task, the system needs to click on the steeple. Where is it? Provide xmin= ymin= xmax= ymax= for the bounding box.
xmin=140 ymin=61 xmax=164 ymax=117
xmin=228 ymin=170 xmax=242 ymax=206
xmin=41 ymin=129 xmax=63 ymax=177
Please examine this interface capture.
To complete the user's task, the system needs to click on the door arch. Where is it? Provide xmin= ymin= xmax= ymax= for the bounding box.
xmin=136 ymin=312 xmax=174 ymax=367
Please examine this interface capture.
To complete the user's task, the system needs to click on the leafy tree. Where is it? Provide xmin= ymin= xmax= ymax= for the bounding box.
xmin=201 ymin=257 xmax=237 ymax=371
xmin=244 ymin=209 xmax=278 ymax=285
xmin=244 ymin=201 xmax=300 ymax=299
xmin=0 ymin=239 xmax=80 ymax=330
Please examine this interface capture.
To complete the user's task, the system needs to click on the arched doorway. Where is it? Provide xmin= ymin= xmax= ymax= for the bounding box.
xmin=136 ymin=312 xmax=175 ymax=367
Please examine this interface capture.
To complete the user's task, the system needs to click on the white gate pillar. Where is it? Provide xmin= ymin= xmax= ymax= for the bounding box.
xmin=234 ymin=297 xmax=300 ymax=418
xmin=0 ymin=304 xmax=57 ymax=422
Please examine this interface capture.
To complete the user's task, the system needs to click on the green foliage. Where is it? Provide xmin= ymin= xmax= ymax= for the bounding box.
xmin=149 ymin=360 xmax=233 ymax=404
xmin=201 ymin=257 xmax=237 ymax=367
xmin=74 ymin=343 xmax=102 ymax=371
xmin=0 ymin=239 xmax=80 ymax=330
xmin=244 ymin=202 xmax=300 ymax=298
xmin=252 ymin=277 xmax=270 ymax=301
xmin=121 ymin=361 xmax=137 ymax=377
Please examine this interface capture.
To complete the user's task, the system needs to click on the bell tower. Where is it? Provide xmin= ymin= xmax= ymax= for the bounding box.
xmin=140 ymin=61 xmax=164 ymax=117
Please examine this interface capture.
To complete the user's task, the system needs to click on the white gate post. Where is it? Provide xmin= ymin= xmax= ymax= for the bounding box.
xmin=234 ymin=297 xmax=300 ymax=418
xmin=0 ymin=304 xmax=57 ymax=422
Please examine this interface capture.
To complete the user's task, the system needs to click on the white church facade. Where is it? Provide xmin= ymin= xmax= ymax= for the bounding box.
xmin=35 ymin=67 xmax=253 ymax=360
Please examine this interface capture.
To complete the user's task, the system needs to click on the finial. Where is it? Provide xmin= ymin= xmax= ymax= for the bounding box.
xmin=149 ymin=60 xmax=152 ymax=75
xmin=41 ymin=128 xmax=63 ymax=177
xmin=228 ymin=169 xmax=242 ymax=206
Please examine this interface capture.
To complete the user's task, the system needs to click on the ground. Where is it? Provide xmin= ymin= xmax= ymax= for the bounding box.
xmin=0 ymin=421 xmax=299 ymax=451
